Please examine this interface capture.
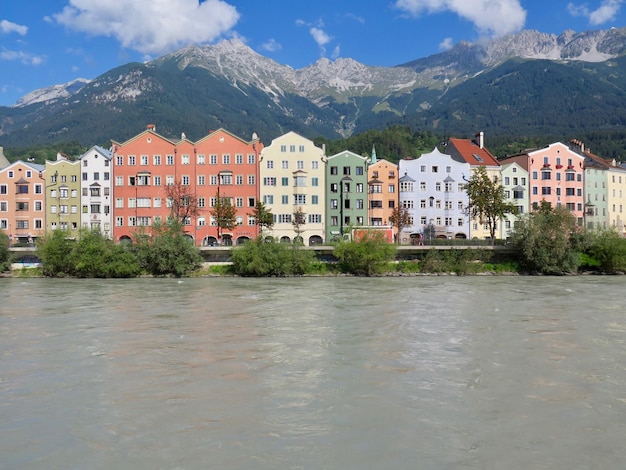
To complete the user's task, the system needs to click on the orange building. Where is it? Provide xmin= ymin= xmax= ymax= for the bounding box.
xmin=367 ymin=148 xmax=398 ymax=235
xmin=0 ymin=161 xmax=46 ymax=244
xmin=111 ymin=125 xmax=262 ymax=246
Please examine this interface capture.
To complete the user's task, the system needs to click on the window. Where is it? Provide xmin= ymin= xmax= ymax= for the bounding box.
xmin=141 ymin=155 xmax=149 ymax=165
xmin=210 ymin=154 xmax=218 ymax=165
xmin=282 ymin=177 xmax=289 ymax=186
xmin=266 ymin=160 xmax=274 ymax=169
xmin=154 ymin=176 xmax=161 ymax=186
xmin=247 ymin=154 xmax=255 ymax=164
xmin=312 ymin=161 xmax=319 ymax=170
xmin=388 ymin=184 xmax=395 ymax=193
xmin=312 ymin=177 xmax=319 ymax=187
xmin=115 ymin=198 xmax=124 ymax=208
xmin=343 ymin=166 xmax=350 ymax=175
xmin=263 ymin=195 xmax=274 ymax=204
xmin=308 ymin=214 xmax=322 ymax=223
xmin=197 ymin=154 xmax=205 ymax=165
xmin=281 ymin=195 xmax=289 ymax=204
xmin=181 ymin=175 xmax=190 ymax=185
xmin=312 ymin=195 xmax=318 ymax=204
xmin=116 ymin=156 xmax=123 ymax=166
xmin=235 ymin=154 xmax=243 ymax=165
xmin=154 ymin=155 xmax=161 ymax=165
xmin=330 ymin=166 xmax=338 ymax=175
xmin=294 ymin=194 xmax=306 ymax=205
xmin=356 ymin=166 xmax=364 ymax=176
xmin=282 ymin=160 xmax=289 ymax=169
xmin=128 ymin=155 xmax=136 ymax=166
xmin=116 ymin=176 xmax=123 ymax=186
xmin=166 ymin=155 xmax=174 ymax=165
xmin=432 ymin=166 xmax=438 ymax=173
xmin=248 ymin=175 xmax=255 ymax=185
xmin=16 ymin=184 xmax=28 ymax=194
xmin=198 ymin=175 xmax=205 ymax=185
xmin=222 ymin=154 xmax=230 ymax=164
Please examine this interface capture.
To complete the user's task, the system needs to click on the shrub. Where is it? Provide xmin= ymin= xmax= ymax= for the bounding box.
xmin=585 ymin=229 xmax=626 ymax=273
xmin=333 ymin=230 xmax=397 ymax=276
xmin=37 ymin=229 xmax=76 ymax=277
xmin=0 ymin=232 xmax=10 ymax=272
xmin=231 ymin=237 xmax=316 ymax=276
xmin=134 ymin=221 xmax=203 ymax=277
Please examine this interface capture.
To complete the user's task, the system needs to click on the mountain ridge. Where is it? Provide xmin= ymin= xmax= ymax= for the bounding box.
xmin=2 ymin=26 xmax=626 ymax=151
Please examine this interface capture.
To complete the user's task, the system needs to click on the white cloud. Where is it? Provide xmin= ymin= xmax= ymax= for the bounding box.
xmin=1 ymin=19 xmax=28 ymax=35
xmin=310 ymin=27 xmax=332 ymax=47
xmin=394 ymin=0 xmax=526 ymax=37
xmin=53 ymin=0 xmax=240 ymax=55
xmin=568 ymin=0 xmax=624 ymax=25
xmin=439 ymin=37 xmax=454 ymax=50
xmin=260 ymin=38 xmax=282 ymax=52
xmin=331 ymin=45 xmax=341 ymax=60
xmin=0 ymin=48 xmax=44 ymax=65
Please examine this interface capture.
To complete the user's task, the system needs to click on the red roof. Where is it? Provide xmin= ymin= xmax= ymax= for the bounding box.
xmin=448 ymin=137 xmax=500 ymax=167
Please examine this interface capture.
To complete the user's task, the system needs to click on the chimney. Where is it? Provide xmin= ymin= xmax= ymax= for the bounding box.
xmin=147 ymin=124 xmax=156 ymax=131
xmin=475 ymin=131 xmax=484 ymax=149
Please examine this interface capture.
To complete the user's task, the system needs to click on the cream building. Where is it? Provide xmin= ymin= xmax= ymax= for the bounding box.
xmin=259 ymin=132 xmax=327 ymax=244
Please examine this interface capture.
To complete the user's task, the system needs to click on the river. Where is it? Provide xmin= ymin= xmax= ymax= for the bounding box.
xmin=2 ymin=276 xmax=626 ymax=469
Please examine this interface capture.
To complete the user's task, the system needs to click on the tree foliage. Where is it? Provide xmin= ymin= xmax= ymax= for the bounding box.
xmin=509 ymin=202 xmax=580 ymax=274
xmin=388 ymin=206 xmax=411 ymax=244
xmin=0 ymin=232 xmax=11 ymax=272
xmin=210 ymin=193 xmax=237 ymax=240
xmin=37 ymin=229 xmax=140 ymax=277
xmin=292 ymin=206 xmax=306 ymax=242
xmin=585 ymin=228 xmax=626 ymax=273
xmin=230 ymin=237 xmax=315 ymax=276
xmin=249 ymin=201 xmax=274 ymax=236
xmin=134 ymin=221 xmax=203 ymax=277
xmin=165 ymin=180 xmax=200 ymax=225
xmin=464 ymin=165 xmax=516 ymax=244
xmin=333 ymin=230 xmax=397 ymax=276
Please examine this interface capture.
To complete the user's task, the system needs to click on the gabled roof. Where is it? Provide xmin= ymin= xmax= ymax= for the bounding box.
xmin=447 ymin=137 xmax=499 ymax=167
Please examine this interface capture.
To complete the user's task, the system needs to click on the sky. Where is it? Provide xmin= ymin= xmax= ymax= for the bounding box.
xmin=1 ymin=0 xmax=626 ymax=107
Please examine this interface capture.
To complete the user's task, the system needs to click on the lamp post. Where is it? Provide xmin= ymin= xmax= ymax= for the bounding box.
xmin=339 ymin=175 xmax=352 ymax=239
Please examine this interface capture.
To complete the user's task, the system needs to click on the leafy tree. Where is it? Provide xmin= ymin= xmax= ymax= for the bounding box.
xmin=333 ymin=230 xmax=397 ymax=276
xmin=0 ymin=232 xmax=11 ymax=272
xmin=71 ymin=230 xmax=140 ymax=278
xmin=37 ymin=230 xmax=76 ymax=276
xmin=210 ymin=193 xmax=237 ymax=242
xmin=388 ymin=206 xmax=411 ymax=244
xmin=249 ymin=201 xmax=274 ymax=236
xmin=509 ymin=202 xmax=580 ymax=274
xmin=292 ymin=206 xmax=306 ymax=243
xmin=165 ymin=180 xmax=200 ymax=225
xmin=231 ymin=237 xmax=315 ymax=276
xmin=464 ymin=165 xmax=516 ymax=244
xmin=134 ymin=220 xmax=203 ymax=277
xmin=586 ymin=228 xmax=626 ymax=273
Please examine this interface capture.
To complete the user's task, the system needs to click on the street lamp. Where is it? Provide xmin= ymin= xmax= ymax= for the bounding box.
xmin=339 ymin=175 xmax=352 ymax=239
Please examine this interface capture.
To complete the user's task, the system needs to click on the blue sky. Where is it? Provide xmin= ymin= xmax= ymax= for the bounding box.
xmin=1 ymin=0 xmax=625 ymax=106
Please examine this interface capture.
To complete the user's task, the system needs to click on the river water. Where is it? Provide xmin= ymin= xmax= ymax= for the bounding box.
xmin=2 ymin=276 xmax=626 ymax=469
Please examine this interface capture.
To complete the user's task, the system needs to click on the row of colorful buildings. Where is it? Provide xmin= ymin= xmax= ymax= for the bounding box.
xmin=1 ymin=125 xmax=625 ymax=246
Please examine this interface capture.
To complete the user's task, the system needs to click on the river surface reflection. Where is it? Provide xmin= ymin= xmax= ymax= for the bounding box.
xmin=2 ymin=276 xmax=626 ymax=469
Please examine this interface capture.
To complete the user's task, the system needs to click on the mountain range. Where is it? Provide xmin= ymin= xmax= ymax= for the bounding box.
xmin=1 ymin=26 xmax=626 ymax=153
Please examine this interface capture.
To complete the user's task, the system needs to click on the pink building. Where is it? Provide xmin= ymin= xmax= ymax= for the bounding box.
xmin=501 ymin=142 xmax=585 ymax=225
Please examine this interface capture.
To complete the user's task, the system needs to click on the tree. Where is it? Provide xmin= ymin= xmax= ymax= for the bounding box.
xmin=231 ymin=237 xmax=315 ymax=276
xmin=509 ymin=202 xmax=580 ymax=274
xmin=249 ymin=201 xmax=274 ymax=237
xmin=210 ymin=192 xmax=237 ymax=241
xmin=134 ymin=220 xmax=203 ymax=276
xmin=0 ymin=232 xmax=11 ymax=272
xmin=292 ymin=206 xmax=306 ymax=244
xmin=586 ymin=228 xmax=626 ymax=273
xmin=464 ymin=165 xmax=516 ymax=244
xmin=333 ymin=230 xmax=397 ymax=276
xmin=388 ymin=206 xmax=411 ymax=244
xmin=165 ymin=180 xmax=200 ymax=225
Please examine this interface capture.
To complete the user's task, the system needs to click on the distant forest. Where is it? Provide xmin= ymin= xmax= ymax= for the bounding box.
xmin=4 ymin=126 xmax=626 ymax=165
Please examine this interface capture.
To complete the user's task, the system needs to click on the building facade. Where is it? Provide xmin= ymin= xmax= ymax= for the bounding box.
xmin=78 ymin=146 xmax=113 ymax=237
xmin=367 ymin=149 xmax=398 ymax=236
xmin=111 ymin=125 xmax=262 ymax=246
xmin=398 ymin=147 xmax=471 ymax=243
xmin=326 ymin=150 xmax=368 ymax=241
xmin=259 ymin=132 xmax=326 ymax=244
xmin=45 ymin=155 xmax=81 ymax=235
xmin=0 ymin=161 xmax=46 ymax=244
xmin=500 ymin=161 xmax=529 ymax=239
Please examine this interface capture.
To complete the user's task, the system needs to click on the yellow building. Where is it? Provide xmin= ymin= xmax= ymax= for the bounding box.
xmin=259 ymin=132 xmax=327 ymax=244
xmin=45 ymin=154 xmax=81 ymax=235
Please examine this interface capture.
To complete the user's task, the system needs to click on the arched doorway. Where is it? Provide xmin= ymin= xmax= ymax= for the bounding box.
xmin=222 ymin=235 xmax=233 ymax=246
xmin=455 ymin=233 xmax=467 ymax=239
xmin=280 ymin=236 xmax=291 ymax=243
xmin=203 ymin=236 xmax=218 ymax=246
xmin=182 ymin=234 xmax=194 ymax=244
xmin=309 ymin=235 xmax=323 ymax=246
xmin=119 ymin=235 xmax=132 ymax=244
xmin=236 ymin=236 xmax=250 ymax=245
xmin=293 ymin=236 xmax=303 ymax=245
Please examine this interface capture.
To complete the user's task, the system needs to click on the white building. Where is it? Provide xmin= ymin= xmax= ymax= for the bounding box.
xmin=398 ymin=147 xmax=471 ymax=243
xmin=78 ymin=146 xmax=113 ymax=237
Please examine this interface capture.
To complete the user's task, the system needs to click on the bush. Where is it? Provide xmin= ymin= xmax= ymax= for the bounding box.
xmin=0 ymin=232 xmax=10 ymax=272
xmin=134 ymin=221 xmax=203 ymax=277
xmin=333 ymin=231 xmax=397 ymax=276
xmin=38 ymin=229 xmax=141 ymax=278
xmin=230 ymin=237 xmax=316 ymax=276
xmin=509 ymin=203 xmax=580 ymax=274
xmin=585 ymin=229 xmax=626 ymax=273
